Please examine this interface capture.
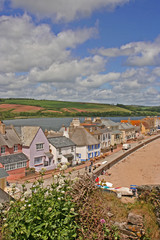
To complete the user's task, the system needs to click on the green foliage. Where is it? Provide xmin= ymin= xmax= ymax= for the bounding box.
xmin=2 ymin=176 xmax=78 ymax=240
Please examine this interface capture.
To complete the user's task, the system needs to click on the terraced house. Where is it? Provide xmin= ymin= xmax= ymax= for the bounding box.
xmin=15 ymin=126 xmax=54 ymax=172
xmin=0 ymin=121 xmax=29 ymax=180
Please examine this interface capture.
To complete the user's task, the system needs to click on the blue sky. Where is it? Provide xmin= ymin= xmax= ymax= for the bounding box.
xmin=0 ymin=0 xmax=160 ymax=106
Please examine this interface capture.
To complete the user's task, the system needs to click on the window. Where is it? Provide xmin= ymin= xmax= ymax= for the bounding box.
xmin=1 ymin=147 xmax=5 ymax=154
xmin=71 ymin=146 xmax=74 ymax=152
xmin=14 ymin=145 xmax=18 ymax=152
xmin=34 ymin=156 xmax=43 ymax=165
xmin=4 ymin=161 xmax=27 ymax=171
xmin=36 ymin=143 xmax=44 ymax=150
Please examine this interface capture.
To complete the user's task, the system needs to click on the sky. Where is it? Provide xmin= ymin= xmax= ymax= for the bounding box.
xmin=0 ymin=0 xmax=160 ymax=106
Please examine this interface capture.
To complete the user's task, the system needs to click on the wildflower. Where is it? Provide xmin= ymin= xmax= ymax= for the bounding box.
xmin=48 ymin=207 xmax=52 ymax=212
xmin=61 ymin=191 xmax=65 ymax=194
xmin=70 ymin=208 xmax=74 ymax=212
xmin=3 ymin=218 xmax=6 ymax=221
xmin=58 ymin=197 xmax=61 ymax=200
xmin=21 ymin=198 xmax=25 ymax=202
xmin=28 ymin=204 xmax=31 ymax=207
xmin=100 ymin=219 xmax=106 ymax=224
xmin=3 ymin=223 xmax=8 ymax=228
xmin=2 ymin=210 xmax=7 ymax=214
xmin=20 ymin=206 xmax=25 ymax=211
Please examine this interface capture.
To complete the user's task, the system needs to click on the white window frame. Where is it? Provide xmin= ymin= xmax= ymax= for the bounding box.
xmin=4 ymin=161 xmax=27 ymax=171
xmin=14 ymin=145 xmax=18 ymax=152
xmin=1 ymin=146 xmax=5 ymax=154
xmin=36 ymin=143 xmax=44 ymax=151
xmin=34 ymin=156 xmax=43 ymax=165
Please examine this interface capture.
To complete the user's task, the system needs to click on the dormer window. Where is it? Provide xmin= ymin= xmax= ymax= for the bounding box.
xmin=1 ymin=146 xmax=5 ymax=154
xmin=14 ymin=145 xmax=18 ymax=152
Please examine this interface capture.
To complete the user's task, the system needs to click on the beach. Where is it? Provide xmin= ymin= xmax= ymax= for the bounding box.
xmin=100 ymin=138 xmax=160 ymax=188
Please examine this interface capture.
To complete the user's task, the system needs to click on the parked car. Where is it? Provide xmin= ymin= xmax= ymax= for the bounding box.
xmin=122 ymin=144 xmax=131 ymax=150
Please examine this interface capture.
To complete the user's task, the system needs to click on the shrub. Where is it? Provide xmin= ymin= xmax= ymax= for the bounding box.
xmin=2 ymin=176 xmax=78 ymax=240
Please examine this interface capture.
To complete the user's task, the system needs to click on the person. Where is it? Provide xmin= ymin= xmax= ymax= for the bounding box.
xmin=89 ymin=165 xmax=92 ymax=173
xmin=85 ymin=166 xmax=87 ymax=172
xmin=95 ymin=177 xmax=99 ymax=183
xmin=111 ymin=146 xmax=113 ymax=152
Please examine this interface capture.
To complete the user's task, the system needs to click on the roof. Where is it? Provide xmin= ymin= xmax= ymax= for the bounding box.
xmin=48 ymin=136 xmax=76 ymax=148
xmin=0 ymin=168 xmax=9 ymax=178
xmin=0 ymin=127 xmax=21 ymax=148
xmin=0 ymin=153 xmax=28 ymax=165
xmin=101 ymin=119 xmax=119 ymax=127
xmin=119 ymin=122 xmax=135 ymax=130
xmin=15 ymin=126 xmax=40 ymax=147
xmin=0 ymin=188 xmax=13 ymax=203
xmin=121 ymin=120 xmax=141 ymax=126
xmin=69 ymin=126 xmax=100 ymax=146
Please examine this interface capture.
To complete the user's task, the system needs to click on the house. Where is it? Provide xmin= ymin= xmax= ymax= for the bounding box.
xmin=81 ymin=122 xmax=111 ymax=150
xmin=69 ymin=126 xmax=100 ymax=162
xmin=48 ymin=136 xmax=76 ymax=167
xmin=121 ymin=119 xmax=150 ymax=136
xmin=0 ymin=121 xmax=29 ymax=180
xmin=101 ymin=119 xmax=122 ymax=146
xmin=15 ymin=126 xmax=54 ymax=172
xmin=119 ymin=122 xmax=136 ymax=143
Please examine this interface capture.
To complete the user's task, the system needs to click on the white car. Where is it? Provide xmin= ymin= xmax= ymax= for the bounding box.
xmin=122 ymin=144 xmax=131 ymax=150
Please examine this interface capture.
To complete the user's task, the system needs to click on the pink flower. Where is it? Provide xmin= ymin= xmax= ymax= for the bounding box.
xmin=100 ymin=219 xmax=106 ymax=224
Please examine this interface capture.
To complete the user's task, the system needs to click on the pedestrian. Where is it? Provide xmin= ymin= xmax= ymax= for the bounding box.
xmin=89 ymin=165 xmax=92 ymax=173
xmin=85 ymin=166 xmax=87 ymax=172
xmin=111 ymin=146 xmax=113 ymax=152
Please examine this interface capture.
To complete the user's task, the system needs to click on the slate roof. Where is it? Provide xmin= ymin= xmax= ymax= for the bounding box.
xmin=119 ymin=122 xmax=135 ymax=130
xmin=0 ymin=153 xmax=28 ymax=165
xmin=101 ymin=119 xmax=119 ymax=127
xmin=0 ymin=188 xmax=13 ymax=203
xmin=15 ymin=126 xmax=40 ymax=147
xmin=48 ymin=136 xmax=76 ymax=148
xmin=69 ymin=126 xmax=100 ymax=146
xmin=0 ymin=127 xmax=21 ymax=148
xmin=0 ymin=168 xmax=9 ymax=179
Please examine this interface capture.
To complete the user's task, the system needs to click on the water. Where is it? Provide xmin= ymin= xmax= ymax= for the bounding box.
xmin=3 ymin=116 xmax=145 ymax=131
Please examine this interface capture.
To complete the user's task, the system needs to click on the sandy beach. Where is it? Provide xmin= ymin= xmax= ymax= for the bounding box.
xmin=100 ymin=138 xmax=160 ymax=188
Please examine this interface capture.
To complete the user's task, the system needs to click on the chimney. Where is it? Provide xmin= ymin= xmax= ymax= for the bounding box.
xmin=0 ymin=122 xmax=5 ymax=135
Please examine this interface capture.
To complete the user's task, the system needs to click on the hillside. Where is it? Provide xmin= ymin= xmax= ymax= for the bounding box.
xmin=0 ymin=98 xmax=159 ymax=120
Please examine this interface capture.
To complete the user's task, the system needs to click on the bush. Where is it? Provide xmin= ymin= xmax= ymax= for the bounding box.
xmin=2 ymin=176 xmax=78 ymax=240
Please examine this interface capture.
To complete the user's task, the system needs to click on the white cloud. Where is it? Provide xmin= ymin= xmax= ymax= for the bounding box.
xmin=0 ymin=14 xmax=97 ymax=73
xmin=10 ymin=0 xmax=130 ymax=22
xmin=96 ymin=36 xmax=160 ymax=67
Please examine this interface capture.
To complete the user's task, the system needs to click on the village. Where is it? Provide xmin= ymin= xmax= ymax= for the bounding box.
xmin=0 ymin=116 xmax=160 ymax=199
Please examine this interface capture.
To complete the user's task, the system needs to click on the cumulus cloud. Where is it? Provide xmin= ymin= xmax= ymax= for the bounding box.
xmin=10 ymin=0 xmax=130 ymax=22
xmin=0 ymin=14 xmax=97 ymax=73
xmin=95 ymin=36 xmax=160 ymax=67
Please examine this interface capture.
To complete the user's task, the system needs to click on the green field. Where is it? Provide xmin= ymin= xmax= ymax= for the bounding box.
xmin=0 ymin=98 xmax=159 ymax=120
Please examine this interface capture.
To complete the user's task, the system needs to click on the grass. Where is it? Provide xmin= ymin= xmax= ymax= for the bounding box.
xmin=0 ymin=98 xmax=159 ymax=120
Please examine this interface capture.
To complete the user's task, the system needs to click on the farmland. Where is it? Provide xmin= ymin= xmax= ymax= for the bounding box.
xmin=0 ymin=98 xmax=159 ymax=120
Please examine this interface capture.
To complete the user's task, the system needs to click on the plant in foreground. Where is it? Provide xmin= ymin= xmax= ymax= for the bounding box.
xmin=2 ymin=176 xmax=78 ymax=240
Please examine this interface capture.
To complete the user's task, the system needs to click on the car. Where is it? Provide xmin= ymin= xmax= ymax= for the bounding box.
xmin=101 ymin=160 xmax=108 ymax=165
xmin=122 ymin=144 xmax=131 ymax=150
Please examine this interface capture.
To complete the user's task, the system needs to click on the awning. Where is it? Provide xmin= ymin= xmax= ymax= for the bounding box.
xmin=45 ymin=152 xmax=53 ymax=158
xmin=63 ymin=153 xmax=74 ymax=159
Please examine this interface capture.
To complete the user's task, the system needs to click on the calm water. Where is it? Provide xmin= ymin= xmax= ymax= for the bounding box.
xmin=4 ymin=116 xmax=145 ymax=131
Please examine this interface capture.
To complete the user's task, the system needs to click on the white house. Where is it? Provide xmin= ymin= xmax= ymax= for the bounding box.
xmin=69 ymin=126 xmax=100 ymax=162
xmin=48 ymin=136 xmax=76 ymax=167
